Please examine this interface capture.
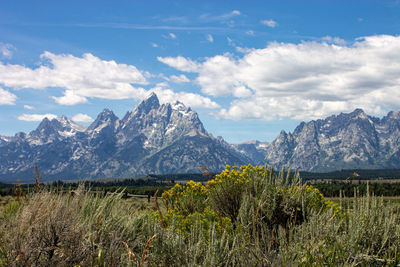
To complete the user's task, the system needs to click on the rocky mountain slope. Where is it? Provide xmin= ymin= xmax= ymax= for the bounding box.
xmin=2 ymin=93 xmax=400 ymax=182
xmin=264 ymin=109 xmax=400 ymax=171
xmin=0 ymin=93 xmax=248 ymax=182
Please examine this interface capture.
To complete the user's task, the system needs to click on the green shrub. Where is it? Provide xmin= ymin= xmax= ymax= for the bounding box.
xmin=162 ymin=181 xmax=208 ymax=216
xmin=159 ymin=180 xmax=232 ymax=239
xmin=206 ymin=164 xmax=268 ymax=222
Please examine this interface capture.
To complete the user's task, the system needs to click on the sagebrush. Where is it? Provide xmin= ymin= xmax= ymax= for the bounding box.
xmin=0 ymin=165 xmax=399 ymax=266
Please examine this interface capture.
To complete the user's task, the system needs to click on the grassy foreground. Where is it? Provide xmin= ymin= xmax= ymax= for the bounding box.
xmin=1 ymin=165 xmax=400 ymax=266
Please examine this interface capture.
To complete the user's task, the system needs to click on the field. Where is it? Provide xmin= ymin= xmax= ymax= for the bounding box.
xmin=1 ymin=165 xmax=400 ymax=266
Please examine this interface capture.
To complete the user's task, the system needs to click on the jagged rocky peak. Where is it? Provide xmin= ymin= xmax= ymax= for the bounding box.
xmin=264 ymin=108 xmax=400 ymax=172
xmin=386 ymin=110 xmax=400 ymax=119
xmin=121 ymin=93 xmax=161 ymax=124
xmin=35 ymin=117 xmax=62 ymax=133
xmin=135 ymin=92 xmax=160 ymax=114
xmin=275 ymin=130 xmax=290 ymax=142
xmin=60 ymin=115 xmax=87 ymax=132
xmin=351 ymin=108 xmax=365 ymax=115
xmin=348 ymin=108 xmax=370 ymax=120
xmin=88 ymin=108 xmax=119 ymax=132
xmin=171 ymin=100 xmax=191 ymax=113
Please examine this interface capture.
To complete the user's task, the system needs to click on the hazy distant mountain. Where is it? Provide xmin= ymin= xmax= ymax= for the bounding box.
xmin=264 ymin=109 xmax=400 ymax=171
xmin=232 ymin=140 xmax=269 ymax=165
xmin=0 ymin=93 xmax=247 ymax=182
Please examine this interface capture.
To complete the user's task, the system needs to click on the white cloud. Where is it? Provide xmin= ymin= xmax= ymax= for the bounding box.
xmin=156 ymin=81 xmax=169 ymax=88
xmin=0 ymin=43 xmax=16 ymax=59
xmin=148 ymin=86 xmax=220 ymax=109
xmin=53 ymin=90 xmax=89 ymax=105
xmin=169 ymin=74 xmax=190 ymax=83
xmin=159 ymin=34 xmax=400 ymax=120
xmin=261 ymin=19 xmax=278 ymax=28
xmin=169 ymin=33 xmax=177 ymax=39
xmin=206 ymin=34 xmax=214 ymax=43
xmin=321 ymin=36 xmax=347 ymax=45
xmin=0 ymin=87 xmax=17 ymax=105
xmin=72 ymin=113 xmax=94 ymax=122
xmin=24 ymin=105 xmax=34 ymax=110
xmin=236 ymin=47 xmax=255 ymax=53
xmin=151 ymin=42 xmax=159 ymax=48
xmin=157 ymin=56 xmax=200 ymax=72
xmin=0 ymin=51 xmax=218 ymax=110
xmin=0 ymin=52 xmax=148 ymax=105
xmin=18 ymin=113 xmax=57 ymax=121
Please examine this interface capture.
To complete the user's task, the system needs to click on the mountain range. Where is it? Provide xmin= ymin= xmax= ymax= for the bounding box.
xmin=1 ymin=93 xmax=400 ymax=182
xmin=0 ymin=94 xmax=248 ymax=182
xmin=265 ymin=108 xmax=400 ymax=172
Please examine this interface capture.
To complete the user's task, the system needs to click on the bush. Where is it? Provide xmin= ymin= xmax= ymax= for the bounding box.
xmin=160 ymin=181 xmax=232 ymax=238
xmin=206 ymin=164 xmax=267 ymax=222
xmin=162 ymin=181 xmax=208 ymax=216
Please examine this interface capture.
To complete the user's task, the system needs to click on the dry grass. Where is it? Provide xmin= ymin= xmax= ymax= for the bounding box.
xmin=0 ymin=186 xmax=153 ymax=266
xmin=0 ymin=179 xmax=399 ymax=266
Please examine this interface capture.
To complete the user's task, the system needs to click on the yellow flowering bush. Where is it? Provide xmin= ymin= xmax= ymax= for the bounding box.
xmin=207 ymin=164 xmax=271 ymax=221
xmin=162 ymin=180 xmax=207 ymax=216
xmin=158 ymin=206 xmax=232 ymax=236
xmin=154 ymin=164 xmax=340 ymax=239
xmin=154 ymin=180 xmax=232 ymax=238
xmin=284 ymin=185 xmax=341 ymax=216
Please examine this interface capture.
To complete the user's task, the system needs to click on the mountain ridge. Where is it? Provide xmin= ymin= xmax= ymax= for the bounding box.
xmin=1 ymin=94 xmax=400 ymax=182
xmin=0 ymin=94 xmax=248 ymax=182
xmin=264 ymin=108 xmax=400 ymax=171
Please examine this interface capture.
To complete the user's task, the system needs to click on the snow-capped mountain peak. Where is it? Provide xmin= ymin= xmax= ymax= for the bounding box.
xmin=0 ymin=93 xmax=247 ymax=182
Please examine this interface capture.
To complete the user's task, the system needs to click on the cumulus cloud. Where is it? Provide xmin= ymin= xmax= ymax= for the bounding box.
xmin=24 ymin=105 xmax=34 ymax=110
xmin=261 ymin=19 xmax=278 ymax=28
xmin=0 ymin=43 xmax=16 ymax=59
xmin=206 ymin=34 xmax=214 ymax=43
xmin=0 ymin=87 xmax=17 ymax=105
xmin=18 ymin=113 xmax=57 ymax=121
xmin=169 ymin=33 xmax=177 ymax=39
xmin=148 ymin=86 xmax=220 ymax=109
xmin=168 ymin=74 xmax=190 ymax=83
xmin=72 ymin=113 xmax=94 ymax=122
xmin=0 ymin=52 xmax=148 ymax=105
xmin=159 ymin=34 xmax=400 ymax=120
xmin=0 ymin=51 xmax=218 ymax=110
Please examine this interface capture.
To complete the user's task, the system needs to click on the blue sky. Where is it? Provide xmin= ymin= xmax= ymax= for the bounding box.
xmin=1 ymin=0 xmax=400 ymax=143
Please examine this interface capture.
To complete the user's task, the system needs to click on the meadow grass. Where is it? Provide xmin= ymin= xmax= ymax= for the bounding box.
xmin=0 ymin=166 xmax=399 ymax=266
